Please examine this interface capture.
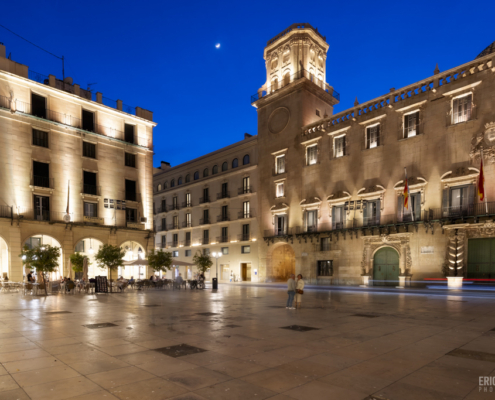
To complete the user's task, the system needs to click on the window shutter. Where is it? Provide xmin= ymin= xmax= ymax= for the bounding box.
xmin=397 ymin=195 xmax=404 ymax=222
xmin=343 ymin=136 xmax=347 ymax=156
xmin=467 ymin=184 xmax=475 ymax=214
xmin=442 ymin=188 xmax=449 ymax=217
xmin=375 ymin=200 xmax=381 ymax=224
xmin=331 ymin=206 xmax=336 ymax=229
xmin=376 ymin=125 xmax=380 ymax=146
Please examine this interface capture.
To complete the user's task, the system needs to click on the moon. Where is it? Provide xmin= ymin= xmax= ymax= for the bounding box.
xmin=215 ymin=43 xmax=220 ymax=49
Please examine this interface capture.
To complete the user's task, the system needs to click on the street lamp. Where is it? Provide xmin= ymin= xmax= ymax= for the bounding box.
xmin=211 ymin=252 xmax=222 ymax=290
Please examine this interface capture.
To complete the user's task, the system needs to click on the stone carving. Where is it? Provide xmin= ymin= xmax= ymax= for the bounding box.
xmin=268 ymin=107 xmax=290 ymax=134
xmin=470 ymin=122 xmax=495 ymax=164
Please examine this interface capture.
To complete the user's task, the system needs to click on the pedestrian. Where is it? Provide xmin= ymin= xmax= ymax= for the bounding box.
xmin=286 ymin=274 xmax=296 ymax=309
xmin=295 ymin=274 xmax=305 ymax=309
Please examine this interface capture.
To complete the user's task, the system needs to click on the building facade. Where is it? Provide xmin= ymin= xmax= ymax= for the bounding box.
xmin=0 ymin=43 xmax=156 ymax=282
xmin=155 ymin=23 xmax=495 ymax=286
xmin=153 ymin=134 xmax=259 ymax=282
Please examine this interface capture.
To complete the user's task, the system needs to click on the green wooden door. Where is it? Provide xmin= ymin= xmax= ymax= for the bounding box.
xmin=467 ymin=238 xmax=495 ymax=279
xmin=373 ymin=247 xmax=399 ymax=286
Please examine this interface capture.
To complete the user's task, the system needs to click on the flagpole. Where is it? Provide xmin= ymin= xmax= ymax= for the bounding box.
xmin=404 ymin=167 xmax=414 ymax=222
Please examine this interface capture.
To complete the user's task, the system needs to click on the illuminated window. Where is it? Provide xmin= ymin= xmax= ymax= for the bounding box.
xmin=334 ymin=135 xmax=346 ymax=158
xmin=306 ymin=144 xmax=317 ymax=165
xmin=366 ymin=124 xmax=380 ymax=149
xmin=276 ymin=155 xmax=285 ymax=174
xmin=452 ymin=94 xmax=472 ymax=124
xmin=276 ymin=182 xmax=284 ymax=198
xmin=404 ymin=112 xmax=419 ymax=138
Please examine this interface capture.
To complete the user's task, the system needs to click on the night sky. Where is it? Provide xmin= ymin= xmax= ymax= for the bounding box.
xmin=1 ymin=0 xmax=493 ymax=167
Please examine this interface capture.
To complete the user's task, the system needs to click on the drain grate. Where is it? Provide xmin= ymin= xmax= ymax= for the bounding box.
xmin=83 ymin=323 xmax=118 ymax=329
xmin=45 ymin=311 xmax=72 ymax=314
xmin=280 ymin=325 xmax=320 ymax=332
xmin=154 ymin=344 xmax=207 ymax=358
xmin=352 ymin=314 xmax=379 ymax=318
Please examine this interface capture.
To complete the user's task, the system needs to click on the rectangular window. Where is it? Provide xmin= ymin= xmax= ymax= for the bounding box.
xmin=31 ymin=93 xmax=46 ymax=119
xmin=306 ymin=145 xmax=317 ymax=165
xmin=275 ymin=215 xmax=286 ymax=236
xmin=453 ymin=94 xmax=472 ymax=124
xmin=363 ymin=200 xmax=380 ymax=226
xmin=366 ymin=124 xmax=380 ymax=149
xmin=306 ymin=210 xmax=318 ymax=232
xmin=173 ymin=215 xmax=178 ymax=229
xmin=243 ymin=201 xmax=250 ymax=218
xmin=242 ymin=224 xmax=250 ymax=241
xmin=75 ymin=240 xmax=85 ymax=252
xmin=221 ymin=247 xmax=229 ymax=255
xmin=34 ymin=195 xmax=50 ymax=221
xmin=32 ymin=129 xmax=48 ymax=148
xmin=332 ymin=205 xmax=345 ymax=229
xmin=83 ymin=202 xmax=98 ymax=217
xmin=124 ymin=124 xmax=135 ymax=144
xmin=334 ymin=135 xmax=346 ymax=158
xmin=202 ymin=187 xmax=209 ymax=203
xmin=83 ymin=141 xmax=96 ymax=158
xmin=316 ymin=109 xmax=320 ymax=117
xmin=242 ymin=176 xmax=250 ymax=193
xmin=242 ymin=246 xmax=251 ymax=254
xmin=33 ymin=161 xmax=50 ymax=188
xmin=126 ymin=208 xmax=137 ymax=222
xmin=186 ymin=193 xmax=191 ymax=207
xmin=172 ymin=251 xmax=179 ymax=257
xmin=186 ymin=213 xmax=191 ymax=227
xmin=276 ymin=155 xmax=286 ymax=174
xmin=398 ymin=192 xmax=421 ymax=222
xmin=185 ymin=231 xmax=191 ymax=246
xmin=276 ymin=182 xmax=285 ymax=198
xmin=443 ymin=184 xmax=475 ymax=218
xmin=320 ymin=237 xmax=330 ymax=251
xmin=161 ymin=235 xmax=166 ymax=248
xmin=161 ymin=199 xmax=166 ymax=212
xmin=125 ymin=179 xmax=137 ymax=201
xmin=404 ymin=111 xmax=419 ymax=138
xmin=185 ymin=249 xmax=191 ymax=257
xmin=161 ymin=217 xmax=166 ymax=231
xmin=221 ymin=182 xmax=228 ymax=198
xmin=317 ymin=260 xmax=333 ymax=276
xmin=82 ymin=110 xmax=95 ymax=132
xmin=203 ymin=209 xmax=209 ymax=224
xmin=125 ymin=152 xmax=136 ymax=167
xmin=203 ymin=248 xmax=210 ymax=256
xmin=221 ymin=205 xmax=228 ymax=221
xmin=221 ymin=226 xmax=228 ymax=242
xmin=83 ymin=171 xmax=97 ymax=195
xmin=173 ymin=196 xmax=178 ymax=210
xmin=203 ymin=229 xmax=209 ymax=244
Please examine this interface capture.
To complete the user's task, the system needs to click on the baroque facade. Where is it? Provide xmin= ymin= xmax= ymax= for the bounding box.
xmin=156 ymin=23 xmax=495 ymax=286
xmin=0 ymin=43 xmax=156 ymax=282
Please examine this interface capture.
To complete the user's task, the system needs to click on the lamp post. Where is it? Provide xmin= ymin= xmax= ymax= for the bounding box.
xmin=211 ymin=252 xmax=222 ymax=290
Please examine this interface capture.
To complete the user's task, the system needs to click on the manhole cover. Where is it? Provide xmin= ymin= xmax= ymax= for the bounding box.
xmin=154 ymin=344 xmax=207 ymax=358
xmin=83 ymin=323 xmax=118 ymax=329
xmin=280 ymin=325 xmax=320 ymax=332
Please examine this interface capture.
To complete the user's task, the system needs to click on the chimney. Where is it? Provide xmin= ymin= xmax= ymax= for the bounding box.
xmin=0 ymin=43 xmax=5 ymax=59
xmin=160 ymin=161 xmax=171 ymax=170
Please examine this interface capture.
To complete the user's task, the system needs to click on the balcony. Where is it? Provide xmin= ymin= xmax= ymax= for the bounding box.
xmin=168 ymin=223 xmax=179 ymax=230
xmin=217 ymin=213 xmax=230 ymax=222
xmin=238 ymin=186 xmax=254 ymax=195
xmin=295 ymin=225 xmax=319 ymax=234
xmin=157 ymin=224 xmax=167 ymax=232
xmin=238 ymin=233 xmax=250 ymax=242
xmin=217 ymin=236 xmax=230 ymax=243
xmin=182 ymin=201 xmax=192 ymax=208
xmin=239 ymin=210 xmax=254 ymax=219
xmin=82 ymin=184 xmax=101 ymax=196
xmin=168 ymin=241 xmax=179 ymax=248
xmin=182 ymin=221 xmax=192 ymax=228
xmin=156 ymin=205 xmax=167 ymax=213
xmin=217 ymin=191 xmax=230 ymax=200
xmin=202 ymin=237 xmax=210 ymax=245
xmin=182 ymin=239 xmax=191 ymax=247
xmin=200 ymin=196 xmax=210 ymax=204
xmin=125 ymin=192 xmax=140 ymax=202
xmin=200 ymin=218 xmax=210 ymax=225
xmin=170 ymin=204 xmax=180 ymax=211
xmin=32 ymin=176 xmax=54 ymax=189
xmin=264 ymin=228 xmax=292 ymax=237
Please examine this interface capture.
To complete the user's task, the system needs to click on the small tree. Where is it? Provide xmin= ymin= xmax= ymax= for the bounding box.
xmin=148 ymin=249 xmax=172 ymax=276
xmin=193 ymin=251 xmax=213 ymax=275
xmin=70 ymin=252 xmax=86 ymax=274
xmin=94 ymin=244 xmax=125 ymax=292
xmin=20 ymin=245 xmax=61 ymax=295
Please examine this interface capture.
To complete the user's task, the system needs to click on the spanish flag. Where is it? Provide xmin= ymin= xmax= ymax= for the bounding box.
xmin=478 ymin=153 xmax=485 ymax=201
xmin=404 ymin=168 xmax=409 ymax=209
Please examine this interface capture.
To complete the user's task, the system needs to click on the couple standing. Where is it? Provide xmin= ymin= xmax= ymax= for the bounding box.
xmin=286 ymin=274 xmax=304 ymax=309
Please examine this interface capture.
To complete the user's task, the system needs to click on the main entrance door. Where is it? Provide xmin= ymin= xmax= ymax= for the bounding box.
xmin=373 ymin=247 xmax=399 ymax=286
xmin=241 ymin=263 xmax=251 ymax=281
xmin=468 ymin=238 xmax=495 ymax=279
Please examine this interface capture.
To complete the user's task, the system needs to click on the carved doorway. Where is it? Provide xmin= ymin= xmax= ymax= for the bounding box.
xmin=373 ymin=247 xmax=399 ymax=286
xmin=270 ymin=244 xmax=296 ymax=281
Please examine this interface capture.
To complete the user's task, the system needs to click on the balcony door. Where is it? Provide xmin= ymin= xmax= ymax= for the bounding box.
xmin=34 ymin=195 xmax=50 ymax=221
xmin=275 ymin=215 xmax=286 ymax=235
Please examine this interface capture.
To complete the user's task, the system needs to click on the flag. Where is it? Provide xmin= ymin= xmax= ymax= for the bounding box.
xmin=403 ymin=169 xmax=409 ymax=210
xmin=478 ymin=154 xmax=485 ymax=201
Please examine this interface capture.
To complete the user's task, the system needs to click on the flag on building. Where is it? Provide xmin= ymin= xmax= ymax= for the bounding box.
xmin=478 ymin=154 xmax=485 ymax=201
xmin=404 ymin=168 xmax=409 ymax=209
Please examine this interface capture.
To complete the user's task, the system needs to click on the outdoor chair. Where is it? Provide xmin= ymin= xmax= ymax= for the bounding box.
xmin=24 ymin=283 xmax=34 ymax=295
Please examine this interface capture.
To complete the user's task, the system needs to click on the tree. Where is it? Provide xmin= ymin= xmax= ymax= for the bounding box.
xmin=148 ymin=249 xmax=172 ymax=275
xmin=20 ymin=245 xmax=61 ymax=296
xmin=193 ymin=251 xmax=213 ymax=275
xmin=94 ymin=244 xmax=125 ymax=292
xmin=70 ymin=252 xmax=86 ymax=274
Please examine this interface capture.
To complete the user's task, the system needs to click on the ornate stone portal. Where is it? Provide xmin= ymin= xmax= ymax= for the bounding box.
xmin=470 ymin=122 xmax=495 ymax=164
xmin=361 ymin=233 xmax=413 ymax=276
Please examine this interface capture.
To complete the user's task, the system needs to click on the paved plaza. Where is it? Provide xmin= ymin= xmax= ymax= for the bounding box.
xmin=1 ymin=285 xmax=495 ymax=400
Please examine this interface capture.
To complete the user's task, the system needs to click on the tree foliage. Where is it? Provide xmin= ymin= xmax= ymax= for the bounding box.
xmin=70 ymin=252 xmax=86 ymax=273
xmin=148 ymin=249 xmax=172 ymax=273
xmin=94 ymin=244 xmax=126 ymax=271
xmin=20 ymin=245 xmax=61 ymax=295
xmin=193 ymin=251 xmax=212 ymax=274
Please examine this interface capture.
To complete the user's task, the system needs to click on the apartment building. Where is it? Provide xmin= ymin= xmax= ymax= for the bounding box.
xmin=153 ymin=134 xmax=259 ymax=282
xmin=0 ymin=43 xmax=156 ymax=282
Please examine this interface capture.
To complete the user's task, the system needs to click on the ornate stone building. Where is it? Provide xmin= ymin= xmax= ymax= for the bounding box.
xmin=155 ymin=23 xmax=495 ymax=286
xmin=0 ymin=43 xmax=156 ymax=281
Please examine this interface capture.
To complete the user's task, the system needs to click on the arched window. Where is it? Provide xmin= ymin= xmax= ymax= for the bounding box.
xmin=164 ymin=182 xmax=168 ymax=189
xmin=271 ymin=77 xmax=278 ymax=92
xmin=194 ymin=171 xmax=199 ymax=180
xmin=170 ymin=179 xmax=175 ymax=187
xmin=243 ymin=154 xmax=250 ymax=165
xmin=203 ymin=168 xmax=209 ymax=177
xmin=157 ymin=184 xmax=162 ymax=191
xmin=222 ymin=162 xmax=228 ymax=172
xmin=283 ymin=72 xmax=290 ymax=86
xmin=185 ymin=174 xmax=190 ymax=183
xmin=232 ymin=158 xmax=239 ymax=168
xmin=178 ymin=177 xmax=183 ymax=185
xmin=212 ymin=165 xmax=218 ymax=175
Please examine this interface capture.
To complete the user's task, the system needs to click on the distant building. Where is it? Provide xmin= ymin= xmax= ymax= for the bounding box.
xmin=156 ymin=23 xmax=495 ymax=286
xmin=0 ymin=43 xmax=156 ymax=281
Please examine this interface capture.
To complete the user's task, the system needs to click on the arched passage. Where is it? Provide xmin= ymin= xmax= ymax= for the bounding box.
xmin=74 ymin=238 xmax=104 ymax=279
xmin=24 ymin=234 xmax=63 ymax=281
xmin=269 ymin=244 xmax=296 ymax=281
xmin=0 ymin=236 xmax=8 ymax=280
xmin=120 ymin=240 xmax=146 ymax=279
xmin=373 ymin=247 xmax=399 ymax=286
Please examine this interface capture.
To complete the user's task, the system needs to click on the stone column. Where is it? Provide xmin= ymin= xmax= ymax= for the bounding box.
xmin=9 ymin=225 xmax=23 ymax=282
xmin=63 ymin=228 xmax=74 ymax=279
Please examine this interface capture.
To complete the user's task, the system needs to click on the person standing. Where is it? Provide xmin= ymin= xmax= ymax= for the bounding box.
xmin=286 ymin=274 xmax=296 ymax=309
xmin=295 ymin=274 xmax=305 ymax=309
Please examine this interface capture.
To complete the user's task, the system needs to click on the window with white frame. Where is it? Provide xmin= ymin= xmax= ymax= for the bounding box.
xmin=452 ymin=94 xmax=472 ymax=124
xmin=334 ymin=135 xmax=346 ymax=158
xmin=403 ymin=111 xmax=420 ymax=138
xmin=306 ymin=210 xmax=318 ymax=232
xmin=276 ymin=155 xmax=285 ymax=174
xmin=366 ymin=124 xmax=380 ymax=149
xmin=332 ymin=205 xmax=345 ymax=229
xmin=306 ymin=144 xmax=317 ymax=165
xmin=172 ymin=251 xmax=179 ymax=257
xmin=276 ymin=182 xmax=285 ymax=198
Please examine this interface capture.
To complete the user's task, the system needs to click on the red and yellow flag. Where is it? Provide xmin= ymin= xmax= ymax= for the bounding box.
xmin=478 ymin=155 xmax=485 ymax=201
xmin=404 ymin=169 xmax=409 ymax=210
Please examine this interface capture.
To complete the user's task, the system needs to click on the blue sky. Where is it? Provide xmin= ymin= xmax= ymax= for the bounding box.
xmin=1 ymin=0 xmax=493 ymax=167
